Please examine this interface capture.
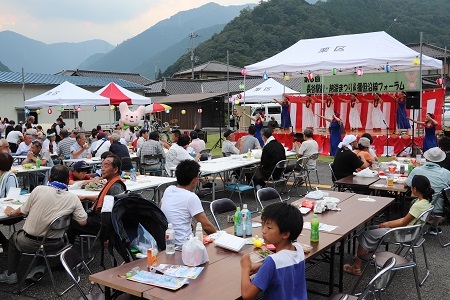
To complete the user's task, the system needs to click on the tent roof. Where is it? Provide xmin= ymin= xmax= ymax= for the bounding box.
xmin=240 ymin=78 xmax=299 ymax=103
xmin=25 ymin=81 xmax=110 ymax=107
xmin=245 ymin=31 xmax=442 ymax=77
xmin=95 ymin=82 xmax=151 ymax=105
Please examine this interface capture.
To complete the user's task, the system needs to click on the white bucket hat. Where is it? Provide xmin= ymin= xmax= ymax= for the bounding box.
xmin=423 ymin=147 xmax=446 ymax=163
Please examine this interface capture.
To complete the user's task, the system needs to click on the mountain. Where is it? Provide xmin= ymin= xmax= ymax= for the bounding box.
xmin=85 ymin=2 xmax=255 ymax=74
xmin=0 ymin=61 xmax=10 ymax=72
xmin=133 ymin=24 xmax=226 ymax=79
xmin=0 ymin=30 xmax=114 ymax=73
xmin=163 ymin=0 xmax=450 ymax=76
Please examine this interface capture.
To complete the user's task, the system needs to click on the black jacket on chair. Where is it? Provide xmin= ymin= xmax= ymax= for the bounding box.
xmin=260 ymin=139 xmax=286 ymax=179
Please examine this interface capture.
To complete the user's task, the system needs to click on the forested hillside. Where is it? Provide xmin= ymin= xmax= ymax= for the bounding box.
xmin=164 ymin=0 xmax=450 ymax=76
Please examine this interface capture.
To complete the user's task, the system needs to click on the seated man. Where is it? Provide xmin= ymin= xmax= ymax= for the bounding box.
xmin=109 ymin=133 xmax=132 ymax=171
xmin=165 ymin=134 xmax=200 ymax=176
xmin=267 ymin=117 xmax=279 ymax=129
xmin=70 ymin=133 xmax=90 ymax=159
xmin=138 ymin=131 xmax=165 ymax=172
xmin=253 ymin=128 xmax=286 ymax=190
xmin=438 ymin=136 xmax=450 ymax=171
xmin=15 ymin=133 xmax=32 ymax=156
xmin=1 ymin=165 xmax=87 ymax=283
xmin=239 ymin=125 xmax=261 ymax=154
xmin=189 ymin=131 xmax=206 ymax=154
xmin=405 ymin=147 xmax=450 ymax=220
xmin=69 ymin=161 xmax=93 ymax=185
xmin=294 ymin=128 xmax=318 ymax=169
xmin=161 ymin=160 xmax=217 ymax=245
xmin=332 ymin=135 xmax=369 ymax=180
xmin=222 ymin=130 xmax=240 ymax=156
xmin=67 ymin=154 xmax=126 ymax=243
xmin=90 ymin=132 xmax=110 ymax=158
xmin=57 ymin=129 xmax=75 ymax=159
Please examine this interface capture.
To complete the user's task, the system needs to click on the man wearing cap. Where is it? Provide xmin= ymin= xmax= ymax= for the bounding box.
xmin=332 ymin=135 xmax=369 ymax=181
xmin=70 ymin=133 xmax=90 ymax=159
xmin=189 ymin=131 xmax=206 ymax=154
xmin=136 ymin=128 xmax=149 ymax=149
xmin=405 ymin=147 xmax=450 ymax=217
xmin=222 ymin=130 xmax=241 ymax=156
xmin=353 ymin=137 xmax=375 ymax=166
xmin=294 ymin=128 xmax=319 ymax=169
xmin=69 ymin=161 xmax=93 ymax=185
xmin=253 ymin=128 xmax=286 ymax=190
xmin=238 ymin=125 xmax=261 ymax=154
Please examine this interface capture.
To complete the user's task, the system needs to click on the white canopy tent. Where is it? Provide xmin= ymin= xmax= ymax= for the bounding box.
xmin=240 ymin=78 xmax=299 ymax=103
xmin=245 ymin=31 xmax=442 ymax=77
xmin=24 ymin=81 xmax=110 ymax=107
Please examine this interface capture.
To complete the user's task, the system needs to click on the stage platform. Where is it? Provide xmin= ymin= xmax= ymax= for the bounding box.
xmin=234 ymin=129 xmax=426 ymax=157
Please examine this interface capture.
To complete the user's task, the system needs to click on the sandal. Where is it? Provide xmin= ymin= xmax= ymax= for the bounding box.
xmin=343 ymin=264 xmax=361 ymax=276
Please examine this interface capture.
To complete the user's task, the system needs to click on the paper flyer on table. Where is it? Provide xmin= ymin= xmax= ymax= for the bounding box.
xmin=127 ymin=270 xmax=188 ymax=290
xmin=155 ymin=264 xmax=204 ymax=279
xmin=303 ymin=222 xmax=338 ymax=232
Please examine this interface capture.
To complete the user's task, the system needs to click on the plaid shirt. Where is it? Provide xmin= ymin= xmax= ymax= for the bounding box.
xmin=137 ymin=140 xmax=165 ymax=165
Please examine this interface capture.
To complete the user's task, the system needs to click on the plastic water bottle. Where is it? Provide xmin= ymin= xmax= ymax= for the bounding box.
xmin=165 ymin=223 xmax=175 ymax=255
xmin=195 ymin=222 xmax=203 ymax=241
xmin=35 ymin=156 xmax=40 ymax=168
xmin=130 ymin=168 xmax=137 ymax=181
xmin=236 ymin=209 xmax=243 ymax=237
xmin=247 ymin=149 xmax=251 ymax=158
xmin=241 ymin=204 xmax=252 ymax=237
xmin=310 ymin=214 xmax=319 ymax=243
xmin=234 ymin=207 xmax=241 ymax=235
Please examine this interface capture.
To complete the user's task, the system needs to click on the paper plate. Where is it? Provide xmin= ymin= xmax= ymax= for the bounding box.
xmin=358 ymin=197 xmax=376 ymax=202
xmin=299 ymin=207 xmax=311 ymax=214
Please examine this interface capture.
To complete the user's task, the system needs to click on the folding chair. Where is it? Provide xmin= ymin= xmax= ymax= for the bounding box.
xmin=330 ymin=257 xmax=396 ymax=300
xmin=429 ymin=186 xmax=450 ymax=247
xmin=286 ymin=157 xmax=309 ymax=196
xmin=210 ymin=198 xmax=237 ymax=231
xmin=329 ymin=163 xmax=338 ymax=190
xmin=18 ymin=215 xmax=73 ymax=295
xmin=225 ymin=165 xmax=257 ymax=208
xmin=120 ymin=157 xmax=135 ymax=171
xmin=264 ymin=159 xmax=290 ymax=199
xmin=140 ymin=154 xmax=164 ymax=176
xmin=352 ymin=224 xmax=423 ymax=300
xmin=256 ymin=187 xmax=283 ymax=210
xmin=304 ymin=153 xmax=320 ymax=188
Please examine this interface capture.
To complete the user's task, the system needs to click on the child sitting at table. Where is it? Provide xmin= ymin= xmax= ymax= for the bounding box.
xmin=240 ymin=202 xmax=307 ymax=300
xmin=343 ymin=174 xmax=433 ymax=276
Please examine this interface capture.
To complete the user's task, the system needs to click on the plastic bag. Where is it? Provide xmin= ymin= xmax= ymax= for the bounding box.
xmin=130 ymin=223 xmax=158 ymax=255
xmin=182 ymin=236 xmax=209 ymax=266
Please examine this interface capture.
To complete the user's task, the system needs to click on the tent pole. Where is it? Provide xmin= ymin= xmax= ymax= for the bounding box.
xmin=321 ymin=70 xmax=325 ymax=130
xmin=73 ymin=105 xmax=77 ymax=129
xmin=419 ymin=32 xmax=423 ymax=139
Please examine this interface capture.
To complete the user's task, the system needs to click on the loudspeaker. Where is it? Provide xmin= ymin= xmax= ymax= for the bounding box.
xmin=406 ymin=91 xmax=421 ymax=109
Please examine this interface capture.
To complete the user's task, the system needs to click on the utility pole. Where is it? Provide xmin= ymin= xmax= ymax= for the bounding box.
xmin=189 ymin=32 xmax=199 ymax=79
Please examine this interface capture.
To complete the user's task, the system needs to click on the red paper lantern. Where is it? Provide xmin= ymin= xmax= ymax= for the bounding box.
xmin=307 ymin=72 xmax=313 ymax=80
xmin=48 ymin=108 xmax=53 ymax=114
xmin=436 ymin=78 xmax=444 ymax=85
xmin=197 ymin=108 xmax=202 ymax=113
xmin=237 ymin=94 xmax=242 ymax=99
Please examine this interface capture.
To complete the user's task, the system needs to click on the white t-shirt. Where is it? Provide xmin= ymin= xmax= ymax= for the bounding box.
xmin=160 ymin=185 xmax=204 ymax=245
xmin=16 ymin=141 xmax=32 ymax=155
xmin=297 ymin=139 xmax=319 ymax=169
xmin=6 ymin=131 xmax=23 ymax=144
xmin=91 ymin=138 xmax=111 ymax=158
xmin=42 ymin=139 xmax=58 ymax=155
xmin=165 ymin=143 xmax=193 ymax=176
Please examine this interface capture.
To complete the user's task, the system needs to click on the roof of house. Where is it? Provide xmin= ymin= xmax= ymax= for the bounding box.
xmin=151 ymin=92 xmax=227 ymax=104
xmin=173 ymin=61 xmax=243 ymax=76
xmin=407 ymin=43 xmax=450 ymax=60
xmin=145 ymin=77 xmax=302 ymax=95
xmin=0 ymin=71 xmax=146 ymax=89
xmin=56 ymin=69 xmax=152 ymax=86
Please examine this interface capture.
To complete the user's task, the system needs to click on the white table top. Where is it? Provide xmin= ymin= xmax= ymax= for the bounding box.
xmin=0 ymin=195 xmax=28 ymax=220
xmin=64 ymin=153 xmax=138 ymax=165
xmin=68 ymin=175 xmax=176 ymax=196
xmin=11 ymin=165 xmax=52 ymax=174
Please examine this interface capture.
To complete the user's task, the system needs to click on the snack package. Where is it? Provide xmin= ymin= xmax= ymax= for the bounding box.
xmin=182 ymin=236 xmax=209 ymax=266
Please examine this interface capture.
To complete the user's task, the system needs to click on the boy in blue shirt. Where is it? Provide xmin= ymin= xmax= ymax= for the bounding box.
xmin=240 ymin=202 xmax=307 ymax=300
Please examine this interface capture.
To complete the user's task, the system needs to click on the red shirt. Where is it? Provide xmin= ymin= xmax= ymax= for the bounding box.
xmin=69 ymin=171 xmax=91 ymax=181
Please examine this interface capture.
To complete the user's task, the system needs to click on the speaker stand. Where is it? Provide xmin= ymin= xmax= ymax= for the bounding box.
xmin=396 ymin=108 xmax=420 ymax=157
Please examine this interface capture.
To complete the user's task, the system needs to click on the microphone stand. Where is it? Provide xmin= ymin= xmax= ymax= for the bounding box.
xmin=383 ymin=119 xmax=390 ymax=157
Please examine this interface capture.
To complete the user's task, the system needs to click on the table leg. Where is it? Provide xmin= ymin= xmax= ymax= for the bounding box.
xmin=105 ymin=286 xmax=111 ymax=300
xmin=339 ymin=241 xmax=344 ymax=292
xmin=329 ymin=244 xmax=335 ymax=296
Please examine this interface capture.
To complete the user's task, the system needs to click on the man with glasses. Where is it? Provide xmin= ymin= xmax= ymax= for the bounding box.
xmin=67 ymin=154 xmax=126 ymax=243
xmin=0 ymin=139 xmax=11 ymax=155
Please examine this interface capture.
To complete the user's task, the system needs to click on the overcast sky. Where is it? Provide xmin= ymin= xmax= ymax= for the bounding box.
xmin=0 ymin=0 xmax=259 ymax=45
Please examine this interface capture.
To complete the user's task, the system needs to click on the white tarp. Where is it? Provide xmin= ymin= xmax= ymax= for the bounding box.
xmin=245 ymin=31 xmax=442 ymax=77
xmin=25 ymin=81 xmax=109 ymax=107
xmin=240 ymin=78 xmax=299 ymax=103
